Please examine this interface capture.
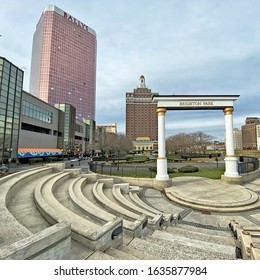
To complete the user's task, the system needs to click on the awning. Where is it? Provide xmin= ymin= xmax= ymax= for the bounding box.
xmin=18 ymin=148 xmax=63 ymax=158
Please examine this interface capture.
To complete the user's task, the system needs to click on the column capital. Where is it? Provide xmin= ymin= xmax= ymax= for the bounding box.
xmin=223 ymin=107 xmax=234 ymax=115
xmin=157 ymin=108 xmax=167 ymax=116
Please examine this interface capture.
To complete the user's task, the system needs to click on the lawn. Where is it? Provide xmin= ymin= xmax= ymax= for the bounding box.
xmin=169 ymin=168 xmax=225 ymax=180
xmin=97 ymin=165 xmax=225 ymax=180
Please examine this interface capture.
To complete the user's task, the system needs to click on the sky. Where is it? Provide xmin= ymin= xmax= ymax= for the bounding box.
xmin=1 ymin=0 xmax=260 ymax=141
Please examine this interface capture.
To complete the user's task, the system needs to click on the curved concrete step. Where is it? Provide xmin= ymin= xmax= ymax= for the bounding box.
xmin=6 ymin=172 xmax=58 ymax=233
xmin=142 ymin=188 xmax=185 ymax=214
xmin=92 ymin=182 xmax=148 ymax=234
xmin=53 ymin=177 xmax=104 ymax=224
xmin=165 ymin=190 xmax=260 ymax=213
xmin=34 ymin=171 xmax=123 ymax=251
xmin=129 ymin=191 xmax=175 ymax=226
xmin=0 ymin=167 xmax=54 ymax=247
xmin=165 ymin=177 xmax=260 ymax=213
xmin=69 ymin=178 xmax=145 ymax=237
xmin=112 ymin=185 xmax=164 ymax=229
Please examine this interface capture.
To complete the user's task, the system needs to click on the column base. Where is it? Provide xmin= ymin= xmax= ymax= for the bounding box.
xmin=224 ymin=156 xmax=239 ymax=177
xmin=153 ymin=178 xmax=172 ymax=191
xmin=221 ymin=175 xmax=242 ymax=185
xmin=156 ymin=157 xmax=169 ymax=182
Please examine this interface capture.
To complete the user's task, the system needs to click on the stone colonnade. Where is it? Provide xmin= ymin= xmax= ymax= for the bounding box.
xmin=155 ymin=107 xmax=240 ymax=183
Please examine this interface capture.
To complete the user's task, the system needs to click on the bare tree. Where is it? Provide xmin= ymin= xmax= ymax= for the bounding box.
xmin=166 ymin=131 xmax=215 ymax=154
xmin=191 ymin=131 xmax=214 ymax=153
xmin=101 ymin=132 xmax=133 ymax=155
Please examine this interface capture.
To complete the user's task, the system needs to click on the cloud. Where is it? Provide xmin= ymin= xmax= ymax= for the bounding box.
xmin=1 ymin=0 xmax=260 ymax=141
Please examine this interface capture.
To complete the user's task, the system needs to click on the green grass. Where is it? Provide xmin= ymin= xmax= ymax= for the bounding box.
xmin=97 ymin=166 xmax=225 ymax=180
xmin=169 ymin=168 xmax=225 ymax=179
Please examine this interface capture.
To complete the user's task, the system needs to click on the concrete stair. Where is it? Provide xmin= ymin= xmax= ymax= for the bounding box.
xmin=1 ymin=166 xmax=237 ymax=260
xmin=166 ymin=224 xmax=234 ymax=246
xmin=85 ymin=225 xmax=236 ymax=260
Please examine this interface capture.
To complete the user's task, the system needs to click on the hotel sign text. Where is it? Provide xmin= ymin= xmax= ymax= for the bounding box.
xmin=64 ymin=12 xmax=88 ymax=31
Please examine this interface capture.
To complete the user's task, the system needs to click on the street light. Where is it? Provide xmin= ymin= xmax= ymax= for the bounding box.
xmin=117 ymin=150 xmax=120 ymax=171
xmin=7 ymin=147 xmax=12 ymax=169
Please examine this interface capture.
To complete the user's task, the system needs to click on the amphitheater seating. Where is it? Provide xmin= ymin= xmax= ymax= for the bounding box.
xmin=68 ymin=178 xmax=147 ymax=237
xmin=92 ymin=181 xmax=148 ymax=232
xmin=112 ymin=184 xmax=164 ymax=229
xmin=129 ymin=191 xmax=175 ymax=226
xmin=0 ymin=163 xmax=241 ymax=260
xmin=34 ymin=171 xmax=123 ymax=251
xmin=0 ymin=166 xmax=54 ymax=247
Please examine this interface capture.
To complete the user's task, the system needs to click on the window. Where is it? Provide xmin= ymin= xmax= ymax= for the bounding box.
xmin=22 ymin=100 xmax=53 ymax=123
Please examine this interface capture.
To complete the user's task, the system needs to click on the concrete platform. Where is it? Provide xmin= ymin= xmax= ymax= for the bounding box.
xmin=165 ymin=177 xmax=260 ymax=213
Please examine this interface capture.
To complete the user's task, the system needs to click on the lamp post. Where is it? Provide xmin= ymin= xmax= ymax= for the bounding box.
xmin=7 ymin=147 xmax=12 ymax=169
xmin=117 ymin=150 xmax=120 ymax=171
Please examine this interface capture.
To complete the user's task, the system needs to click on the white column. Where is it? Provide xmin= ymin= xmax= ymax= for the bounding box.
xmin=223 ymin=107 xmax=239 ymax=177
xmin=156 ymin=108 xmax=169 ymax=180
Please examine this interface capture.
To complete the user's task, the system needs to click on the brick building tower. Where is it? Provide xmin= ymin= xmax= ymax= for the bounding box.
xmin=126 ymin=75 xmax=158 ymax=141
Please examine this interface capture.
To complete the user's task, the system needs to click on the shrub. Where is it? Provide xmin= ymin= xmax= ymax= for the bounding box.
xmin=178 ymin=165 xmax=199 ymax=173
xmin=168 ymin=167 xmax=179 ymax=173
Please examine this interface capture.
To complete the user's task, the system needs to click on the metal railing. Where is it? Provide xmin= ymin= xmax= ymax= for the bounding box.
xmin=238 ymin=156 xmax=259 ymax=174
xmin=89 ymin=162 xmax=156 ymax=178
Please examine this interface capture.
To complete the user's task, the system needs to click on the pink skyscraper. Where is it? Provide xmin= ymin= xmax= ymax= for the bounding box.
xmin=29 ymin=5 xmax=96 ymax=120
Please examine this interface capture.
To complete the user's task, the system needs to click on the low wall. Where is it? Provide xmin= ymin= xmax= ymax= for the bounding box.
xmin=241 ymin=168 xmax=260 ymax=184
xmin=96 ymin=175 xmax=172 ymax=190
xmin=0 ymin=221 xmax=71 ymax=260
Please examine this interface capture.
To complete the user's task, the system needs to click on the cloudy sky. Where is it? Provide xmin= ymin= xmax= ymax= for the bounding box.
xmin=1 ymin=0 xmax=260 ymax=141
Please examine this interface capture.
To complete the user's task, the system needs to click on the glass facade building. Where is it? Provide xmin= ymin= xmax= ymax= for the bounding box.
xmin=56 ymin=103 xmax=76 ymax=154
xmin=29 ymin=5 xmax=97 ymax=121
xmin=0 ymin=57 xmax=23 ymax=163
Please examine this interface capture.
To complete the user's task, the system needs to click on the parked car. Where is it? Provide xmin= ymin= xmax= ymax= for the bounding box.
xmin=70 ymin=158 xmax=80 ymax=162
xmin=0 ymin=165 xmax=8 ymax=173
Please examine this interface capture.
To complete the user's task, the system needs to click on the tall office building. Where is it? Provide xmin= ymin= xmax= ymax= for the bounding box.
xmin=0 ymin=57 xmax=23 ymax=163
xmin=29 ymin=5 xmax=97 ymax=121
xmin=126 ymin=75 xmax=158 ymax=141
